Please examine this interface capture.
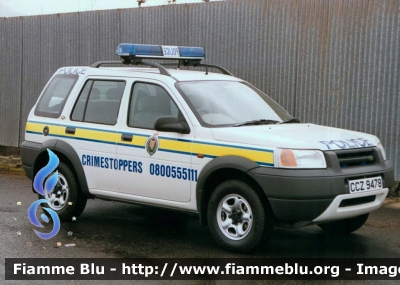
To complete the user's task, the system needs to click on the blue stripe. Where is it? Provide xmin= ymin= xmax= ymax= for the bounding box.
xmin=26 ymin=131 xmax=59 ymax=138
xmin=27 ymin=131 xmax=114 ymax=145
xmin=191 ymin=140 xmax=274 ymax=153
xmin=27 ymin=130 xmax=274 ymax=166
xmin=257 ymin=162 xmax=274 ymax=167
xmin=159 ymin=148 xmax=192 ymax=156
xmin=117 ymin=146 xmax=272 ymax=166
xmin=158 ymin=136 xmax=192 ymax=142
xmin=57 ymin=134 xmax=116 ymax=145
xmin=120 ymin=132 xmax=149 ymax=138
xmin=117 ymin=143 xmax=145 ymax=149
xmin=26 ymin=131 xmax=42 ymax=135
xmin=28 ymin=120 xmax=117 ymax=134
xmin=28 ymin=120 xmax=274 ymax=153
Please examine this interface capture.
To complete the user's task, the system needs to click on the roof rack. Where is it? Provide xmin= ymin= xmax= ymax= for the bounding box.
xmin=89 ymin=60 xmax=171 ymax=76
xmin=89 ymin=59 xmax=233 ymax=77
xmin=160 ymin=61 xmax=233 ymax=76
xmin=89 ymin=43 xmax=233 ymax=77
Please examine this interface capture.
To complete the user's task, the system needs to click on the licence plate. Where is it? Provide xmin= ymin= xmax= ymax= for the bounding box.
xmin=349 ymin=176 xmax=383 ymax=193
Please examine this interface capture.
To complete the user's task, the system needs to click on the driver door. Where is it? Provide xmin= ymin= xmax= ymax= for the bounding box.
xmin=117 ymin=80 xmax=194 ymax=202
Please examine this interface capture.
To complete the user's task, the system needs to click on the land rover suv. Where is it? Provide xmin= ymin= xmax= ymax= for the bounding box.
xmin=20 ymin=43 xmax=394 ymax=252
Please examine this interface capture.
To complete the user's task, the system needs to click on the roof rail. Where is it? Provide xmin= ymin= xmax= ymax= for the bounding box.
xmin=160 ymin=62 xmax=232 ymax=76
xmin=90 ymin=61 xmax=123 ymax=67
xmin=89 ymin=59 xmax=171 ymax=76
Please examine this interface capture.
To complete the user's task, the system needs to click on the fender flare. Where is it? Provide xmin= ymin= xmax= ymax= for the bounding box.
xmin=196 ymin=155 xmax=259 ymax=224
xmin=35 ymin=139 xmax=90 ymax=198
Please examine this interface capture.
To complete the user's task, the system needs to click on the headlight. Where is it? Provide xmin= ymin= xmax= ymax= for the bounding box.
xmin=275 ymin=149 xmax=327 ymax=169
xmin=376 ymin=142 xmax=387 ymax=161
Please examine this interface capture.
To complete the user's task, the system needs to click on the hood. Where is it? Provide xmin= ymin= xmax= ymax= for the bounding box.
xmin=211 ymin=124 xmax=379 ymax=151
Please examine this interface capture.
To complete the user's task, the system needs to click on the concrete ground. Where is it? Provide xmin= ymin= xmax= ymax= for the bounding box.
xmin=1 ymin=173 xmax=399 ymax=284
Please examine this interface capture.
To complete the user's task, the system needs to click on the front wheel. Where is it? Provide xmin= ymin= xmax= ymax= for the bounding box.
xmin=317 ymin=214 xmax=369 ymax=234
xmin=207 ymin=180 xmax=272 ymax=253
xmin=39 ymin=161 xmax=87 ymax=222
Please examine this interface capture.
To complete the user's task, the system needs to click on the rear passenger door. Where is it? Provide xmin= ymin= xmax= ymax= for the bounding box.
xmin=117 ymin=80 xmax=194 ymax=203
xmin=68 ymin=79 xmax=126 ymax=192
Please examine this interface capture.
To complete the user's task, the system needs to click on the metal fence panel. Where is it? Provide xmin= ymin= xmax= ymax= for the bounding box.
xmin=0 ymin=0 xmax=399 ymax=179
xmin=19 ymin=16 xmax=42 ymax=143
xmin=0 ymin=17 xmax=22 ymax=146
xmin=120 ymin=8 xmax=142 ymax=45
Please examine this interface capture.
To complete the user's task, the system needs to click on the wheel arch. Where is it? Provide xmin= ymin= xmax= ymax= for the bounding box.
xmin=196 ymin=156 xmax=273 ymax=225
xmin=32 ymin=139 xmax=91 ymax=198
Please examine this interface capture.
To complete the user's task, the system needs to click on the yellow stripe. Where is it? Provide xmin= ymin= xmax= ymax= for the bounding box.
xmin=26 ymin=121 xmax=274 ymax=165
xmin=193 ymin=142 xmax=273 ymax=163
xmin=75 ymin=128 xmax=120 ymax=142
xmin=26 ymin=122 xmax=47 ymax=133
xmin=160 ymin=139 xmax=193 ymax=153
xmin=132 ymin=136 xmax=147 ymax=146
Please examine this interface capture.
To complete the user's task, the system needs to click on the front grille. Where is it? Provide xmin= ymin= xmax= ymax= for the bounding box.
xmin=336 ymin=148 xmax=375 ymax=168
xmin=339 ymin=195 xmax=376 ymax=207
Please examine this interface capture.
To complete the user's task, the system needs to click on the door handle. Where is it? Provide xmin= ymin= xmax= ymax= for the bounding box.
xmin=65 ymin=127 xmax=76 ymax=135
xmin=121 ymin=134 xmax=133 ymax=142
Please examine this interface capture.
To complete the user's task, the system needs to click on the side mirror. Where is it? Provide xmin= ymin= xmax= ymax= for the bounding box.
xmin=154 ymin=116 xmax=190 ymax=134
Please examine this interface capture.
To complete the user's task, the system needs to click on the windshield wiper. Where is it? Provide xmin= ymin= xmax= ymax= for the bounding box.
xmin=234 ymin=119 xmax=280 ymax=127
xmin=280 ymin=118 xmax=300 ymax=124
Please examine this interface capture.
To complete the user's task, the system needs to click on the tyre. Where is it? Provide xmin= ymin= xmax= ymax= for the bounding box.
xmin=39 ymin=161 xmax=87 ymax=222
xmin=318 ymin=214 xmax=369 ymax=234
xmin=207 ymin=180 xmax=272 ymax=253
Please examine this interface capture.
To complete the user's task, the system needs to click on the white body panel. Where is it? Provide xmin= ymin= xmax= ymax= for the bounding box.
xmin=23 ymin=65 xmax=390 ymax=219
xmin=211 ymin=124 xmax=379 ymax=151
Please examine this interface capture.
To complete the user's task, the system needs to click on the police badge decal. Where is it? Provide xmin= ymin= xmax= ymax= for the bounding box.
xmin=146 ymin=133 xmax=159 ymax=156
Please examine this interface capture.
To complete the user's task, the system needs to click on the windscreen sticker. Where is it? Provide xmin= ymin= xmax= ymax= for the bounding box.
xmin=319 ymin=138 xmax=374 ymax=150
xmin=59 ymin=67 xmax=86 ymax=75
xmin=149 ymin=163 xmax=198 ymax=181
xmin=81 ymin=154 xmax=198 ymax=181
xmin=146 ymin=133 xmax=159 ymax=156
xmin=82 ymin=154 xmax=143 ymax=173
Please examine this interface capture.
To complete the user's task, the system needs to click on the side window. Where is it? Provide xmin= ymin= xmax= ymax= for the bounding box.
xmin=71 ymin=80 xmax=125 ymax=125
xmin=128 ymin=83 xmax=180 ymax=129
xmin=35 ymin=75 xmax=78 ymax=118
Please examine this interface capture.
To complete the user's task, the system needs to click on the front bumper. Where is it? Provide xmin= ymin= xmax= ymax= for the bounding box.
xmin=312 ymin=188 xmax=388 ymax=223
xmin=248 ymin=147 xmax=394 ymax=223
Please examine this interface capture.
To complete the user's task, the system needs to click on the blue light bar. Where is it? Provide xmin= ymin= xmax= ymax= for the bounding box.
xmin=116 ymin=44 xmax=162 ymax=57
xmin=116 ymin=43 xmax=205 ymax=60
xmin=179 ymin=46 xmax=205 ymax=58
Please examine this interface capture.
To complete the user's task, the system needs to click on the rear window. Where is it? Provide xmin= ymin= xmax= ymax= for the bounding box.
xmin=71 ymin=80 xmax=125 ymax=125
xmin=34 ymin=74 xmax=78 ymax=118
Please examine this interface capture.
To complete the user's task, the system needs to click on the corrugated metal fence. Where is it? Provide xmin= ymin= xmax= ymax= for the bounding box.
xmin=0 ymin=0 xmax=399 ymax=178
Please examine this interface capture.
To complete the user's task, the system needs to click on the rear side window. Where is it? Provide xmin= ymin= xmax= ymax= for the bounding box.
xmin=71 ymin=80 xmax=125 ymax=125
xmin=34 ymin=75 xmax=78 ymax=118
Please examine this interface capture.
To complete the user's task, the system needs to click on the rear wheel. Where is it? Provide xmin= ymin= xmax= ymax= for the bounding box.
xmin=39 ymin=161 xmax=87 ymax=222
xmin=318 ymin=214 xmax=369 ymax=234
xmin=207 ymin=180 xmax=273 ymax=253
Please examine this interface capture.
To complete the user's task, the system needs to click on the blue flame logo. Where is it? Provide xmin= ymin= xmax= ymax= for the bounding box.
xmin=28 ymin=149 xmax=61 ymax=239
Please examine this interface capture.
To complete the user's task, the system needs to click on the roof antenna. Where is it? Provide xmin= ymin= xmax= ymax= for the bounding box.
xmin=137 ymin=0 xmax=146 ymax=7
xmin=201 ymin=22 xmax=208 ymax=75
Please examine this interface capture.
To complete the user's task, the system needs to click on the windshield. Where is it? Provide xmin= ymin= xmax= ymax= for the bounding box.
xmin=176 ymin=81 xmax=293 ymax=127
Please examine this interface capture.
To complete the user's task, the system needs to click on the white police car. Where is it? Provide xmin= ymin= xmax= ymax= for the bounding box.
xmin=20 ymin=43 xmax=394 ymax=253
